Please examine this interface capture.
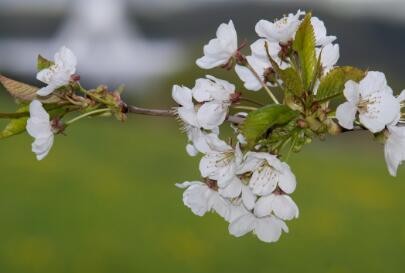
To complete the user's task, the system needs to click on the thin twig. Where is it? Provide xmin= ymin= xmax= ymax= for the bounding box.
xmin=127 ymin=105 xmax=245 ymax=124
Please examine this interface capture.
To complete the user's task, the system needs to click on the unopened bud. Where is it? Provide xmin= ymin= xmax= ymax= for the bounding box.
xmin=70 ymin=74 xmax=81 ymax=82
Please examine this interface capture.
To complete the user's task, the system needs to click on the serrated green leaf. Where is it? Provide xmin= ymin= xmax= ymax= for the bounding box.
xmin=0 ymin=106 xmax=29 ymax=139
xmin=293 ymin=13 xmax=316 ymax=89
xmin=278 ymin=68 xmax=304 ymax=96
xmin=242 ymin=104 xmax=299 ymax=148
xmin=37 ymin=55 xmax=54 ymax=72
xmin=315 ymin=66 xmax=365 ymax=101
xmin=0 ymin=75 xmax=62 ymax=104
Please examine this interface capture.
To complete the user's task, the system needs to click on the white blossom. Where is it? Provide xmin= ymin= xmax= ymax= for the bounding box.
xmin=199 ymin=143 xmax=243 ymax=188
xmin=196 ymin=20 xmax=238 ymax=69
xmin=26 ymin=100 xmax=54 ymax=160
xmin=255 ymin=10 xmax=305 ymax=44
xmin=193 ymin=76 xmax=235 ymax=129
xmin=336 ymin=71 xmax=400 ymax=133
xmin=242 ymin=152 xmax=297 ymax=196
xmin=176 ymin=181 xmax=229 ymax=218
xmin=384 ymin=125 xmax=405 ymax=177
xmin=229 ymin=212 xmax=288 ymax=243
xmin=254 ymin=193 xmax=299 ymax=220
xmin=36 ymin=46 xmax=77 ymax=96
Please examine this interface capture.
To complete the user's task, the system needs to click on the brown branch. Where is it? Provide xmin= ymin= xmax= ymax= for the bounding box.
xmin=127 ymin=105 xmax=245 ymax=124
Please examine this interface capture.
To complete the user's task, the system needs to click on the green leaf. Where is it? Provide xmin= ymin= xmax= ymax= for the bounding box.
xmin=315 ymin=66 xmax=365 ymax=101
xmin=0 ymin=75 xmax=62 ymax=104
xmin=292 ymin=12 xmax=316 ymax=89
xmin=242 ymin=104 xmax=299 ymax=148
xmin=0 ymin=106 xmax=29 ymax=139
xmin=37 ymin=55 xmax=54 ymax=72
xmin=278 ymin=68 xmax=304 ymax=96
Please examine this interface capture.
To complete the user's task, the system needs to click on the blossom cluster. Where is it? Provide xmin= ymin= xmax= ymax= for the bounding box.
xmin=0 ymin=10 xmax=404 ymax=245
xmin=173 ymin=10 xmax=405 ymax=243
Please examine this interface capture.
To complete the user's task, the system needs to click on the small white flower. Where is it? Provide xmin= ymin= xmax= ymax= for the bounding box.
xmin=229 ymin=212 xmax=288 ymax=243
xmin=254 ymin=193 xmax=299 ymax=220
xmin=196 ymin=20 xmax=238 ymax=69
xmin=176 ymin=181 xmax=229 ymax=218
xmin=384 ymin=125 xmax=405 ymax=177
xmin=255 ymin=10 xmax=305 ymax=44
xmin=193 ymin=76 xmax=235 ymax=129
xmin=26 ymin=100 xmax=54 ymax=160
xmin=199 ymin=143 xmax=243 ymax=188
xmin=36 ymin=46 xmax=77 ymax=96
xmin=242 ymin=152 xmax=297 ymax=196
xmin=311 ymin=17 xmax=336 ymax=47
xmin=336 ymin=71 xmax=400 ymax=133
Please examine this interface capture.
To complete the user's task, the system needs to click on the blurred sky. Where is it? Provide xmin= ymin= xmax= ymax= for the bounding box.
xmin=1 ymin=0 xmax=405 ymax=90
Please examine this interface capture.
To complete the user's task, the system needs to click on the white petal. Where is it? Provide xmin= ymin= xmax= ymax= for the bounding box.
xmin=343 ymin=80 xmax=360 ymax=104
xmin=385 ymin=126 xmax=405 ymax=176
xmin=177 ymin=107 xmax=199 ymax=127
xmin=37 ymin=85 xmax=57 ymax=97
xmin=311 ymin=17 xmax=336 ymax=46
xmin=182 ymin=184 xmax=211 ymax=216
xmin=336 ymin=102 xmax=357 ymax=130
xmin=54 ymin=46 xmax=77 ymax=72
xmin=320 ymin=44 xmax=339 ymax=71
xmin=277 ymin=163 xmax=297 ymax=194
xmin=219 ymin=177 xmax=242 ymax=198
xmin=235 ymin=64 xmax=262 ymax=91
xmin=32 ymin=134 xmax=54 ymax=160
xmin=272 ymin=195 xmax=299 ymax=220
xmin=186 ymin=144 xmax=199 ymax=156
xmin=254 ymin=194 xmax=275 ymax=217
xmin=250 ymin=166 xmax=278 ymax=196
xmin=241 ymin=185 xmax=256 ymax=210
xmin=359 ymin=71 xmax=388 ymax=98
xmin=359 ymin=91 xmax=399 ymax=133
xmin=197 ymin=102 xmax=228 ymax=129
xmin=254 ymin=216 xmax=286 ymax=243
xmin=172 ymin=85 xmax=193 ymax=107
xmin=228 ymin=214 xmax=256 ymax=237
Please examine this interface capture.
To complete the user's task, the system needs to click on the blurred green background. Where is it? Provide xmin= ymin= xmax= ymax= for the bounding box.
xmin=1 ymin=0 xmax=405 ymax=272
xmin=0 ymin=88 xmax=404 ymax=273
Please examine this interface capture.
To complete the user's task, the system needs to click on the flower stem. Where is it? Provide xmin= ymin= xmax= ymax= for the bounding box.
xmin=245 ymin=63 xmax=280 ymax=104
xmin=232 ymin=105 xmax=258 ymax=111
xmin=65 ymin=108 xmax=111 ymax=126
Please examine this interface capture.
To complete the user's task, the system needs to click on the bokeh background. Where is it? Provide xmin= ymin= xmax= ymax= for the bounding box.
xmin=1 ymin=0 xmax=405 ymax=272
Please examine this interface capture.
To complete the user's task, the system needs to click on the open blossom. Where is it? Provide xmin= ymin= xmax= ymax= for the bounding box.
xmin=199 ymin=142 xmax=243 ymax=188
xmin=176 ymin=181 xmax=229 ymax=218
xmin=26 ymin=100 xmax=54 ymax=160
xmin=172 ymin=76 xmax=235 ymax=131
xmin=229 ymin=212 xmax=288 ymax=243
xmin=193 ymin=76 xmax=235 ymax=129
xmin=36 ymin=46 xmax=77 ymax=96
xmin=385 ymin=125 xmax=405 ymax=177
xmin=242 ymin=152 xmax=297 ymax=196
xmin=255 ymin=10 xmax=304 ymax=44
xmin=336 ymin=71 xmax=400 ymax=133
xmin=196 ymin=20 xmax=238 ymax=69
